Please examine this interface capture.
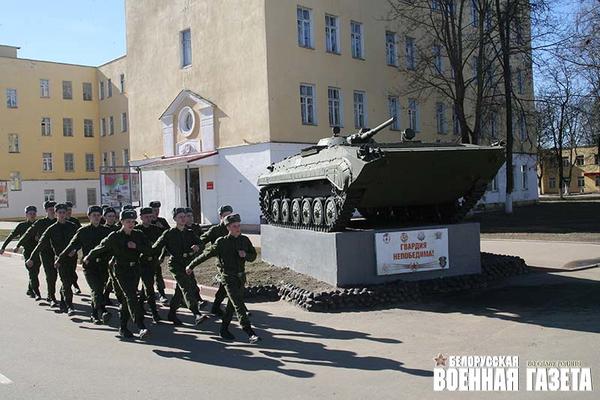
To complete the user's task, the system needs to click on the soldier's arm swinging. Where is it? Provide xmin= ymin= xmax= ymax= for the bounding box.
xmin=0 ymin=223 xmax=24 ymax=252
xmin=244 ymin=238 xmax=258 ymax=263
xmin=57 ymin=230 xmax=82 ymax=264
xmin=28 ymin=228 xmax=51 ymax=264
xmin=186 ymin=242 xmax=218 ymax=273
xmin=86 ymin=235 xmax=114 ymax=263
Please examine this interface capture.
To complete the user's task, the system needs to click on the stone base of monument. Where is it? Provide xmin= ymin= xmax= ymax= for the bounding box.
xmin=261 ymin=222 xmax=481 ymax=287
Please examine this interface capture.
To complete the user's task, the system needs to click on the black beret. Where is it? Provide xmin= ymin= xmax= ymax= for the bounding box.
xmin=224 ymin=213 xmax=241 ymax=225
xmin=103 ymin=207 xmax=117 ymax=216
xmin=120 ymin=210 xmax=137 ymax=220
xmin=140 ymin=207 xmax=154 ymax=216
xmin=54 ymin=203 xmax=68 ymax=212
xmin=65 ymin=201 xmax=74 ymax=208
xmin=25 ymin=206 xmax=37 ymax=213
xmin=184 ymin=207 xmax=193 ymax=213
xmin=122 ymin=204 xmax=136 ymax=210
xmin=172 ymin=207 xmax=187 ymax=218
xmin=218 ymin=205 xmax=233 ymax=215
xmin=43 ymin=201 xmax=57 ymax=210
xmin=149 ymin=201 xmax=161 ymax=208
xmin=87 ymin=205 xmax=103 ymax=215
xmin=101 ymin=204 xmax=109 ymax=209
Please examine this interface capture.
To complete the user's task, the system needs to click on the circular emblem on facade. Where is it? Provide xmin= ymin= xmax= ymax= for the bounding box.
xmin=178 ymin=106 xmax=196 ymax=137
xmin=417 ymin=232 xmax=426 ymax=241
xmin=439 ymin=256 xmax=447 ymax=268
xmin=400 ymin=232 xmax=408 ymax=242
xmin=382 ymin=233 xmax=391 ymax=244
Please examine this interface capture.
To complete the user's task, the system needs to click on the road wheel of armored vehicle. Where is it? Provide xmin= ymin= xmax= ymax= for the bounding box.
xmin=271 ymin=199 xmax=280 ymax=222
xmin=291 ymin=198 xmax=302 ymax=224
xmin=324 ymin=197 xmax=338 ymax=227
xmin=301 ymin=198 xmax=312 ymax=225
xmin=312 ymin=198 xmax=324 ymax=226
xmin=281 ymin=199 xmax=291 ymax=223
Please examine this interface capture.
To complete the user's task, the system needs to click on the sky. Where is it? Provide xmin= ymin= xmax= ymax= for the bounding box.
xmin=0 ymin=0 xmax=126 ymax=66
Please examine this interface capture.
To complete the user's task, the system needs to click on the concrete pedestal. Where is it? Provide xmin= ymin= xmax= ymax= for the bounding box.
xmin=261 ymin=223 xmax=481 ymax=287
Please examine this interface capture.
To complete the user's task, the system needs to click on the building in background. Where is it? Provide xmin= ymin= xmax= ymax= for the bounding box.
xmin=540 ymin=146 xmax=600 ymax=195
xmin=0 ymin=45 xmax=128 ymax=218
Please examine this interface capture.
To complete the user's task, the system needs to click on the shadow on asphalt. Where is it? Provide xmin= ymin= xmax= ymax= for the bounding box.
xmin=402 ymin=270 xmax=600 ymax=334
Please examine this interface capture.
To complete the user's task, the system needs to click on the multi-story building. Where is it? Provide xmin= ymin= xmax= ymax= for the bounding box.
xmin=0 ymin=45 xmax=128 ymax=218
xmin=126 ymin=0 xmax=538 ymax=226
xmin=540 ymin=146 xmax=600 ymax=195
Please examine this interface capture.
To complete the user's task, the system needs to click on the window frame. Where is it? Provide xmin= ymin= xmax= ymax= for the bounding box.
xmin=436 ymin=102 xmax=447 ymax=134
xmin=325 ymin=14 xmax=340 ymax=54
xmin=388 ymin=96 xmax=401 ymax=130
xmin=328 ymin=87 xmax=342 ymax=128
xmin=64 ymin=153 xmax=75 ymax=172
xmin=85 ymin=153 xmax=95 ymax=172
xmin=66 ymin=188 xmax=76 ymax=207
xmin=405 ymin=36 xmax=416 ymax=70
xmin=87 ymin=188 xmax=97 ymax=206
xmin=386 ymin=31 xmax=398 ymax=66
xmin=84 ymin=119 xmax=94 ymax=137
xmin=62 ymin=80 xmax=73 ymax=100
xmin=351 ymin=21 xmax=364 ymax=59
xmin=181 ymin=28 xmax=193 ymax=67
xmin=300 ymin=83 xmax=316 ymax=125
xmin=121 ymin=112 xmax=128 ymax=132
xmin=63 ymin=118 xmax=74 ymax=137
xmin=109 ymin=116 xmax=115 ymax=135
xmin=42 ymin=152 xmax=54 ymax=172
xmin=9 ymin=171 xmax=21 ymax=191
xmin=6 ymin=88 xmax=17 ymax=108
xmin=297 ymin=6 xmax=313 ymax=49
xmin=353 ymin=90 xmax=367 ymax=129
xmin=8 ymin=133 xmax=20 ymax=153
xmin=82 ymin=82 xmax=93 ymax=101
xmin=40 ymin=79 xmax=50 ymax=98
xmin=41 ymin=117 xmax=52 ymax=136
xmin=408 ymin=98 xmax=420 ymax=132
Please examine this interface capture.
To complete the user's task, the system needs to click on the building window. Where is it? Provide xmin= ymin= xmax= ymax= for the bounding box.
xmin=562 ymin=157 xmax=569 ymax=167
xmin=100 ymin=118 xmax=106 ymax=136
xmin=102 ymin=152 xmax=108 ymax=167
xmin=9 ymin=171 xmax=21 ymax=191
xmin=6 ymin=88 xmax=17 ymax=108
xmin=64 ymin=153 xmax=75 ymax=172
xmin=87 ymin=188 xmax=97 ymax=206
xmin=84 ymin=119 xmax=94 ymax=137
xmin=300 ymin=84 xmax=316 ymax=125
xmin=518 ymin=113 xmax=527 ymax=140
xmin=433 ymin=44 xmax=443 ymax=74
xmin=521 ymin=165 xmax=528 ymax=190
xmin=110 ymin=151 xmax=116 ymax=166
xmin=516 ymin=68 xmax=524 ymax=95
xmin=488 ymin=112 xmax=498 ymax=139
xmin=575 ymin=155 xmax=584 ymax=166
xmin=325 ymin=15 xmax=340 ymax=54
xmin=40 ymin=79 xmax=50 ymax=98
xmin=85 ymin=153 xmax=95 ymax=172
xmin=297 ymin=6 xmax=313 ymax=48
xmin=353 ymin=91 xmax=366 ymax=128
xmin=109 ymin=116 xmax=115 ymax=135
xmin=577 ymin=176 xmax=585 ymax=188
xmin=120 ymin=73 xmax=125 ymax=93
xmin=107 ymin=78 xmax=113 ymax=98
xmin=82 ymin=82 xmax=93 ymax=101
xmin=43 ymin=189 xmax=55 ymax=202
xmin=8 ymin=134 xmax=20 ymax=153
xmin=328 ymin=87 xmax=342 ymax=127
xmin=123 ymin=149 xmax=130 ymax=166
xmin=62 ymin=81 xmax=72 ymax=100
xmin=42 ymin=153 xmax=53 ymax=172
xmin=63 ymin=118 xmax=73 ymax=137
xmin=41 ymin=117 xmax=51 ymax=136
xmin=549 ymin=177 xmax=556 ymax=189
xmin=66 ymin=189 xmax=76 ymax=206
xmin=181 ymin=28 xmax=192 ymax=67
xmin=471 ymin=0 xmax=479 ymax=26
xmin=386 ymin=31 xmax=397 ymax=66
xmin=405 ymin=37 xmax=416 ymax=70
xmin=121 ymin=112 xmax=128 ymax=132
xmin=351 ymin=21 xmax=364 ymax=59
xmin=408 ymin=98 xmax=419 ymax=131
xmin=99 ymin=81 xmax=105 ymax=100
xmin=388 ymin=96 xmax=400 ymax=130
xmin=436 ymin=102 xmax=447 ymax=134
xmin=453 ymin=105 xmax=461 ymax=136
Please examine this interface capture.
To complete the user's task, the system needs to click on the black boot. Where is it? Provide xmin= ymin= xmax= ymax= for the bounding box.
xmin=151 ymin=309 xmax=161 ymax=323
xmin=211 ymin=304 xmax=224 ymax=318
xmin=119 ymin=326 xmax=134 ymax=339
xmin=220 ymin=328 xmax=235 ymax=341
xmin=167 ymin=310 xmax=183 ymax=326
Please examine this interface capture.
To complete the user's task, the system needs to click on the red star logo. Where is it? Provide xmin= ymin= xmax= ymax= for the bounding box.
xmin=433 ymin=353 xmax=448 ymax=367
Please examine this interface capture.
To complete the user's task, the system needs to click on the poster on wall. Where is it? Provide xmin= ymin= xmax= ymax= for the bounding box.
xmin=0 ymin=181 xmax=8 ymax=208
xmin=100 ymin=172 xmax=140 ymax=208
xmin=375 ymin=228 xmax=449 ymax=275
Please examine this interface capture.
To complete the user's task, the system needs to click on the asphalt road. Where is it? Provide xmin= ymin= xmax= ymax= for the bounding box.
xmin=1 ymin=255 xmax=599 ymax=400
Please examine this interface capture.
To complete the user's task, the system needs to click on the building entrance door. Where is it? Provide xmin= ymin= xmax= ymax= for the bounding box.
xmin=186 ymin=168 xmax=201 ymax=221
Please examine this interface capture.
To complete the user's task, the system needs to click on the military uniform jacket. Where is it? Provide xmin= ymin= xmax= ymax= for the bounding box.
xmin=153 ymin=217 xmax=170 ymax=231
xmin=18 ymin=217 xmax=56 ymax=255
xmin=30 ymin=221 xmax=79 ymax=260
xmin=188 ymin=234 xmax=257 ymax=278
xmin=152 ymin=227 xmax=201 ymax=271
xmin=186 ymin=223 xmax=203 ymax=238
xmin=68 ymin=217 xmax=82 ymax=228
xmin=136 ymin=224 xmax=164 ymax=264
xmin=88 ymin=229 xmax=151 ymax=270
xmin=104 ymin=223 xmax=120 ymax=233
xmin=1 ymin=220 xmax=34 ymax=252
xmin=199 ymin=222 xmax=228 ymax=245
xmin=58 ymin=224 xmax=113 ymax=264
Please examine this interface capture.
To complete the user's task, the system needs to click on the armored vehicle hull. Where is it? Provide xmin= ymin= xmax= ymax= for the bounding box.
xmin=258 ymin=120 xmax=505 ymax=232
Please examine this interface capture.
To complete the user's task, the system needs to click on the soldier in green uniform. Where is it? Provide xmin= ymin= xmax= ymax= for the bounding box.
xmin=86 ymin=209 xmax=150 ymax=339
xmin=151 ymin=207 xmax=207 ymax=326
xmin=136 ymin=207 xmax=163 ymax=323
xmin=18 ymin=201 xmax=58 ymax=306
xmin=0 ymin=206 xmax=41 ymax=299
xmin=184 ymin=207 xmax=208 ymax=309
xmin=102 ymin=207 xmax=121 ymax=305
xmin=199 ymin=205 xmax=233 ymax=316
xmin=27 ymin=203 xmax=79 ymax=315
xmin=58 ymin=206 xmax=112 ymax=324
xmin=64 ymin=201 xmax=82 ymax=294
xmin=149 ymin=201 xmax=169 ymax=304
xmin=186 ymin=213 xmax=261 ymax=343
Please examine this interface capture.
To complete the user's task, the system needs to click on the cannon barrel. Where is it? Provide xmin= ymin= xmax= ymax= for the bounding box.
xmin=347 ymin=117 xmax=395 ymax=144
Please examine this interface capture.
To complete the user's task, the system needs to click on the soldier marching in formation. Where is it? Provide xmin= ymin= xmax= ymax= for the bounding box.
xmin=2 ymin=199 xmax=261 ymax=343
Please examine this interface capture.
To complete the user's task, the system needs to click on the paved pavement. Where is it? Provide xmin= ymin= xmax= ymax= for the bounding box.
xmin=1 ymin=255 xmax=600 ymax=399
xmin=481 ymin=239 xmax=600 ymax=270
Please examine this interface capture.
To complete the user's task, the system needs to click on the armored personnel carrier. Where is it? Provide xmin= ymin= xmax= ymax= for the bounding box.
xmin=258 ymin=118 xmax=505 ymax=232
